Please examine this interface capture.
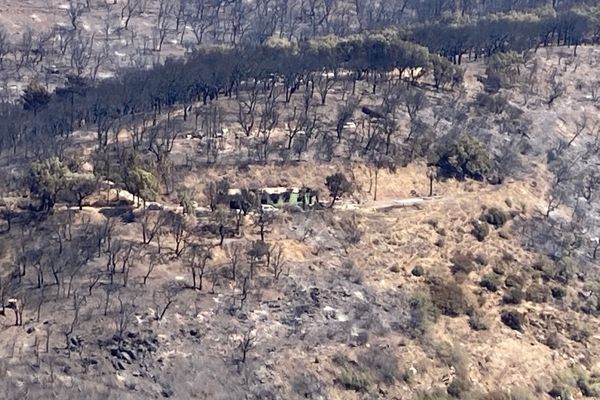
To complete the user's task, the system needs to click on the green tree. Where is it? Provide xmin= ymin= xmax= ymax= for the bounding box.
xmin=65 ymin=173 xmax=98 ymax=210
xmin=124 ymin=167 xmax=160 ymax=207
xmin=434 ymin=135 xmax=491 ymax=181
xmin=430 ymin=54 xmax=463 ymax=90
xmin=27 ymin=157 xmax=68 ymax=211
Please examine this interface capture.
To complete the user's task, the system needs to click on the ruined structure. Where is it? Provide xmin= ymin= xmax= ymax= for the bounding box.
xmin=227 ymin=187 xmax=317 ymax=211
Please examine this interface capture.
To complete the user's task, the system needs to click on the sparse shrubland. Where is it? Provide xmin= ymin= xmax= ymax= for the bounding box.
xmin=0 ymin=1 xmax=599 ymax=398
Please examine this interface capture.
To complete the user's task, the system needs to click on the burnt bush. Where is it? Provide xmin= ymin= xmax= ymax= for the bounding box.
xmin=412 ymin=265 xmax=425 ymax=277
xmin=544 ymin=332 xmax=561 ymax=350
xmin=526 ymin=284 xmax=550 ymax=303
xmin=447 ymin=376 xmax=471 ymax=398
xmin=548 ymin=386 xmax=571 ymax=400
xmin=480 ymin=273 xmax=501 ymax=292
xmin=341 ymin=260 xmax=364 ymax=284
xmin=450 ymin=253 xmax=476 ymax=275
xmin=492 ymin=264 xmax=506 ymax=275
xmin=393 ymin=290 xmax=438 ymax=339
xmin=415 ymin=389 xmax=452 ymax=399
xmin=504 ymin=274 xmax=524 ymax=288
xmin=551 ymin=286 xmax=566 ymax=299
xmin=481 ymin=208 xmax=509 ymax=227
xmin=291 ymin=373 xmax=323 ymax=399
xmin=471 ymin=221 xmax=490 ymax=242
xmin=501 ymin=310 xmax=524 ymax=331
xmin=474 ymin=254 xmax=489 ymax=266
xmin=502 ymin=288 xmax=524 ymax=305
xmin=357 ymin=347 xmax=399 ymax=385
xmin=468 ymin=313 xmax=489 ymax=331
xmin=429 ymin=278 xmax=472 ymax=317
xmin=482 ymin=391 xmax=511 ymax=400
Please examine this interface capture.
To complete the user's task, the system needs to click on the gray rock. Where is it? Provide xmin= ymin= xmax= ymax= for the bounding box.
xmin=120 ymin=351 xmax=133 ymax=364
xmin=112 ymin=359 xmax=126 ymax=370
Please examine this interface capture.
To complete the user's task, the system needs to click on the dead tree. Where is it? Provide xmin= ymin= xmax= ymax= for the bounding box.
xmin=168 ymin=212 xmax=193 ymax=257
xmin=270 ymin=243 xmax=286 ymax=280
xmin=121 ymin=0 xmax=142 ymax=29
xmin=64 ymin=291 xmax=86 ymax=353
xmin=237 ymin=90 xmax=259 ymax=137
xmin=139 ymin=210 xmax=167 ymax=245
xmin=154 ymin=0 xmax=174 ymax=51
xmin=186 ymin=244 xmax=212 ymax=290
xmin=143 ymin=253 xmax=163 ymax=285
xmin=238 ymin=327 xmax=256 ymax=365
xmin=225 ymin=242 xmax=244 ymax=281
xmin=315 ymin=73 xmax=336 ymax=105
xmin=113 ymin=295 xmax=135 ymax=341
xmin=68 ymin=0 xmax=86 ymax=31
xmin=188 ymin=0 xmax=217 ymax=45
xmin=153 ymin=282 xmax=180 ymax=321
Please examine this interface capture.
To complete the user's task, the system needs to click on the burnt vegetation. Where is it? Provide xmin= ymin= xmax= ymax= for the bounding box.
xmin=0 ymin=0 xmax=599 ymax=399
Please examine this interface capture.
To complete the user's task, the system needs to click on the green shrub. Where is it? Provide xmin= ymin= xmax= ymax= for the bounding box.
xmin=407 ymin=293 xmax=438 ymax=338
xmin=509 ymin=387 xmax=536 ymax=400
xmin=501 ymin=310 xmax=524 ymax=331
xmin=393 ymin=290 xmax=438 ymax=339
xmin=412 ymin=265 xmax=425 ymax=277
xmin=434 ymin=134 xmax=492 ymax=181
xmin=576 ymin=375 xmax=600 ymax=397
